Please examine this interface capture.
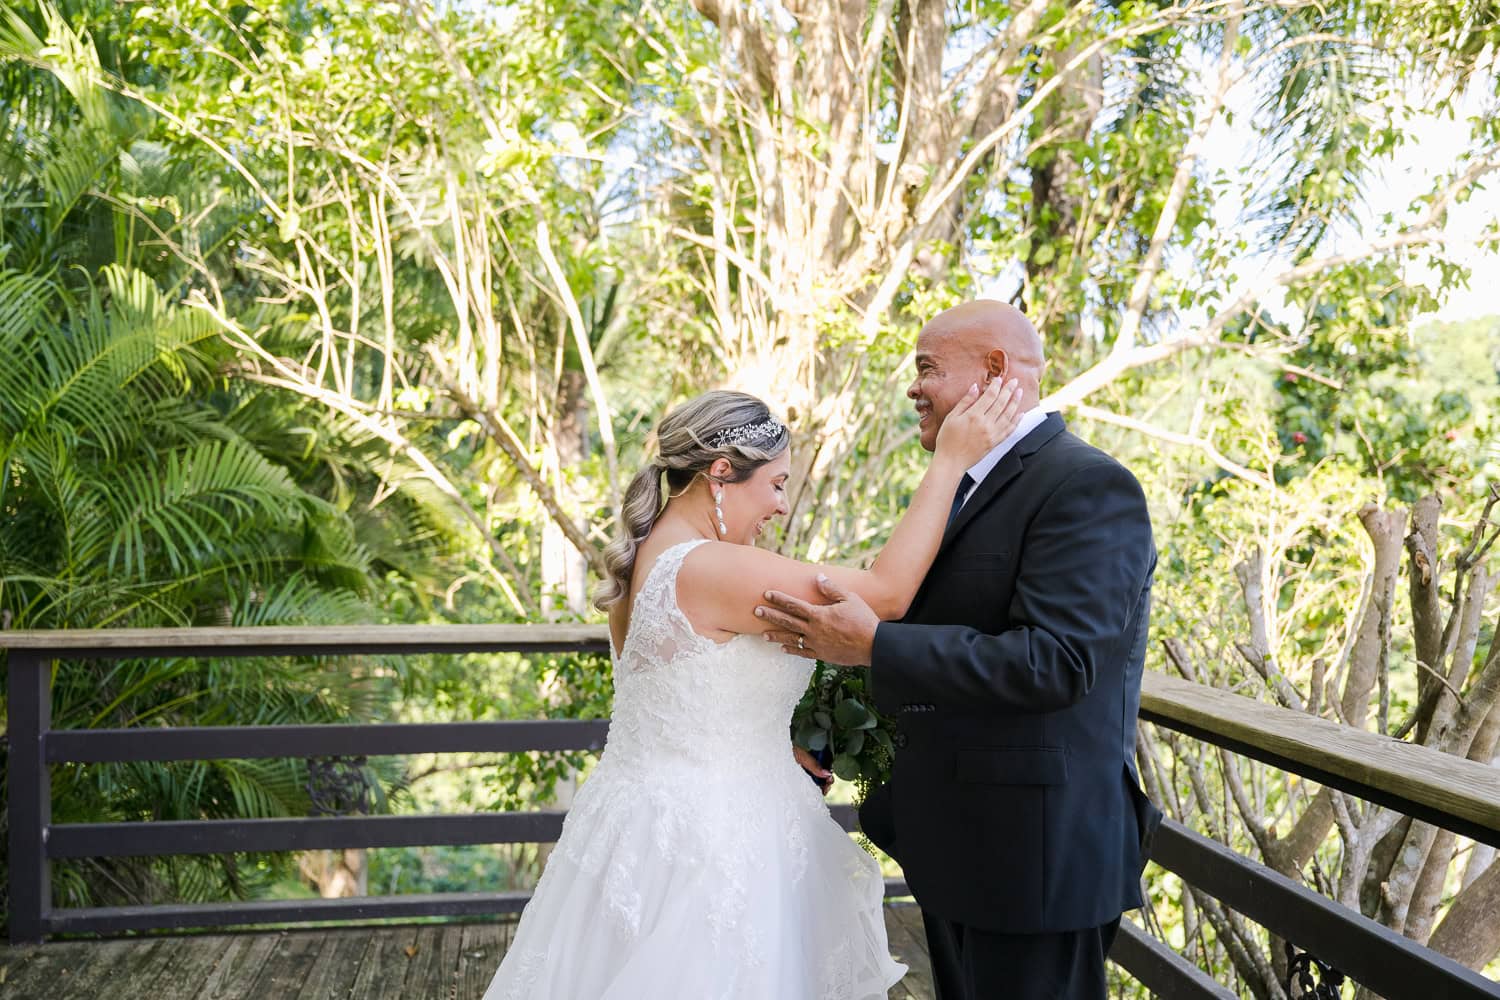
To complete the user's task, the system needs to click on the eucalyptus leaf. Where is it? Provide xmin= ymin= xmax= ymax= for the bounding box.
xmin=832 ymin=754 xmax=861 ymax=782
xmin=834 ymin=698 xmax=868 ymax=730
xmin=844 ymin=728 xmax=865 ymax=756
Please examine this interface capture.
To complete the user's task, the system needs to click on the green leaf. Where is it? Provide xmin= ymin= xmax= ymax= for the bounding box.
xmin=832 ymin=754 xmax=861 ymax=781
xmin=843 ymin=729 xmax=865 ymax=756
xmin=813 ymin=710 xmax=832 ymax=730
xmin=807 ymin=730 xmax=828 ymax=752
xmin=833 ymin=698 xmax=868 ymax=730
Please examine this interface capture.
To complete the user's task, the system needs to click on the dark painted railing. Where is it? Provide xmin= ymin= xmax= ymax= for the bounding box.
xmin=1137 ymin=673 xmax=1500 ymax=1000
xmin=5 ymin=627 xmax=1500 ymax=1000
xmin=3 ymin=626 xmax=889 ymax=941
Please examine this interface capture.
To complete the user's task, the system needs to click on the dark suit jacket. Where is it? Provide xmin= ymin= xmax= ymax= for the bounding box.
xmin=860 ymin=413 xmax=1161 ymax=934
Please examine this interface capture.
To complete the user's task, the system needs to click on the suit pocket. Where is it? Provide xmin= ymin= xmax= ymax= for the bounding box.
xmin=955 ymin=746 xmax=1068 ymax=785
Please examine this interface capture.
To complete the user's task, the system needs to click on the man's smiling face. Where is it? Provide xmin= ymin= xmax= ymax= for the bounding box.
xmin=906 ymin=326 xmax=993 ymax=453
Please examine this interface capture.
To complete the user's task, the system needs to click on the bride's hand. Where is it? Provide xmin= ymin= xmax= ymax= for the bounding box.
xmin=933 ymin=377 xmax=1022 ymax=467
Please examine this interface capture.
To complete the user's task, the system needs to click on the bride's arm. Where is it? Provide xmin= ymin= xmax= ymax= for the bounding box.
xmin=678 ymin=379 xmax=1020 ymax=636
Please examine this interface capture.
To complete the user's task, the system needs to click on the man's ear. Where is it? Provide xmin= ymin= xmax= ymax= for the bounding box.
xmin=984 ymin=348 xmax=1009 ymax=382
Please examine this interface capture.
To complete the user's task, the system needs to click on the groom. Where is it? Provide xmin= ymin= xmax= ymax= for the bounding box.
xmin=759 ymin=300 xmax=1161 ymax=1000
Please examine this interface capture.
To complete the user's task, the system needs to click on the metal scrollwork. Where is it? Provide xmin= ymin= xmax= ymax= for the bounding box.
xmin=1285 ymin=941 xmax=1347 ymax=999
xmin=305 ymin=755 xmax=374 ymax=817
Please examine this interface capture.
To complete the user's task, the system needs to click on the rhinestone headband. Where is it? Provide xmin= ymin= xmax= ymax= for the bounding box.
xmin=708 ymin=417 xmax=784 ymax=449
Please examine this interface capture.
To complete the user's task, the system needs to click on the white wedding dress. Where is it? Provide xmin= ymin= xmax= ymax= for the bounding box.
xmin=483 ymin=539 xmax=906 ymax=999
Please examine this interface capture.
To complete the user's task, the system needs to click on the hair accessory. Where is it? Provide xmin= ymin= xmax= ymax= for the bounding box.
xmin=708 ymin=417 xmax=784 ymax=450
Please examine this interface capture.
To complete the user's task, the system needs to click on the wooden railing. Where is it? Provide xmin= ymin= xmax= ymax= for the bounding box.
xmin=4 ymin=626 xmax=1500 ymax=1000
xmin=2 ymin=626 xmax=891 ymax=938
xmin=1135 ymin=674 xmax=1500 ymax=1000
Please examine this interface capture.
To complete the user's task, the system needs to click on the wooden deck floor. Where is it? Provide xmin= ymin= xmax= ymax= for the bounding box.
xmin=0 ymin=904 xmax=935 ymax=1000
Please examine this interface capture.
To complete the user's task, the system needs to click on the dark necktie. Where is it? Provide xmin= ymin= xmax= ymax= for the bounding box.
xmin=947 ymin=472 xmax=976 ymax=527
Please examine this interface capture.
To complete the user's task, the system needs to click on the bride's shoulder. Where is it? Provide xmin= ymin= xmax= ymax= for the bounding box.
xmin=676 ymin=540 xmax=796 ymax=595
xmin=636 ymin=534 xmax=709 ymax=570
xmin=673 ymin=538 xmax=733 ymax=577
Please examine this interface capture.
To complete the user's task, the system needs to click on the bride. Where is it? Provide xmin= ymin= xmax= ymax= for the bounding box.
xmin=484 ymin=378 xmax=1021 ymax=999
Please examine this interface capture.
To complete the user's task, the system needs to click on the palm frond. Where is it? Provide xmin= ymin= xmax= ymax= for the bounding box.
xmin=105 ymin=438 xmax=304 ymax=577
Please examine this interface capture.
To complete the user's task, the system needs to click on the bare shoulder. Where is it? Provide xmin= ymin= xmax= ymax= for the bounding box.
xmin=677 ymin=541 xmax=829 ymax=637
xmin=678 ymin=538 xmax=781 ymax=575
xmin=631 ymin=534 xmax=707 ymax=588
xmin=677 ymin=540 xmax=792 ymax=604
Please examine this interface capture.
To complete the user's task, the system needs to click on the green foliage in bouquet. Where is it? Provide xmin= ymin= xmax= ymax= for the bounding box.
xmin=791 ymin=662 xmax=899 ymax=796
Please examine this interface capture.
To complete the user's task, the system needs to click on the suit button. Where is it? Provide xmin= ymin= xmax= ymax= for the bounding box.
xmin=893 ymin=733 xmax=908 ymax=749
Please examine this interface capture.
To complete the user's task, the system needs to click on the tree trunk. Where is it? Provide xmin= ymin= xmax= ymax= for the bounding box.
xmin=540 ymin=370 xmax=590 ymax=619
xmin=1282 ymin=506 xmax=1407 ymax=870
xmin=1427 ymin=854 xmax=1500 ymax=970
xmin=1403 ymin=828 xmax=1456 ymax=944
xmin=300 ymin=848 xmax=367 ymax=898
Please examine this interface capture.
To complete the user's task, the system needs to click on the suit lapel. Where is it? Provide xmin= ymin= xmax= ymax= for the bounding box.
xmin=939 ymin=412 xmax=1066 ymax=552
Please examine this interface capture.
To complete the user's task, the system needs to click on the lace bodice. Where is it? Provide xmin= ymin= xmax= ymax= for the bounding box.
xmin=485 ymin=539 xmax=904 ymax=999
xmin=607 ymin=539 xmax=813 ymax=774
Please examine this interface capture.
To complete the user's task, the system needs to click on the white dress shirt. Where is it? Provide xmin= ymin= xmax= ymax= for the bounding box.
xmin=956 ymin=406 xmax=1049 ymax=510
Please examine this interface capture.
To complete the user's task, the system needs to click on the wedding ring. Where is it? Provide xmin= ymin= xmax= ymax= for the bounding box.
xmin=796 ymin=635 xmax=806 ymax=650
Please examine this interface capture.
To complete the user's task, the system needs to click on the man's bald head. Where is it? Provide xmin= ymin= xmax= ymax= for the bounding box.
xmin=922 ymin=300 xmax=1045 ymax=395
xmin=905 ymin=300 xmax=1044 ymax=451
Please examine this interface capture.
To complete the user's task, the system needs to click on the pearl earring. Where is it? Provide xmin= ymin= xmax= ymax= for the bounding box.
xmin=714 ymin=490 xmax=727 ymax=535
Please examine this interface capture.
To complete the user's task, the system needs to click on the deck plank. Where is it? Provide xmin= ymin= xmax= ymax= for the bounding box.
xmin=0 ymin=938 xmax=100 ymax=999
xmin=0 ymin=942 xmax=36 ymax=982
xmin=77 ymin=937 xmax=169 ymax=993
xmin=143 ymin=934 xmax=234 ymax=999
xmin=456 ymin=921 xmax=509 ymax=1000
xmin=346 ymin=924 xmax=423 ymax=1000
xmin=296 ymin=927 xmax=374 ymax=1000
xmin=242 ymin=928 xmax=327 ymax=998
xmin=0 ymin=904 xmax=926 ymax=998
xmin=399 ymin=923 xmax=449 ymax=997
xmin=887 ymin=903 xmax=937 ymax=1000
xmin=431 ymin=921 xmax=469 ymax=1000
xmin=195 ymin=932 xmax=279 ymax=1000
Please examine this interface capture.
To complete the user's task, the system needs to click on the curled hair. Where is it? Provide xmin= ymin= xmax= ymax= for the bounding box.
xmin=594 ymin=390 xmax=790 ymax=610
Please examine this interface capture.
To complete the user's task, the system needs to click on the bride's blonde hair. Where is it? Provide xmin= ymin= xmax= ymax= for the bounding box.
xmin=594 ymin=390 xmax=790 ymax=610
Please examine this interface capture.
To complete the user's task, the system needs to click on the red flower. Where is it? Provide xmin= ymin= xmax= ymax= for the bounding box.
xmin=1283 ymin=372 xmax=1299 ymax=383
xmin=1292 ymin=431 xmax=1308 ymax=445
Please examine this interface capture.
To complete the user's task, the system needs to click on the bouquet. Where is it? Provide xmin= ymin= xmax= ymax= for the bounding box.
xmin=791 ymin=661 xmax=898 ymax=793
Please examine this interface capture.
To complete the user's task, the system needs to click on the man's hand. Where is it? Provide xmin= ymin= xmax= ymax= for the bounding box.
xmin=756 ymin=574 xmax=879 ymax=666
xmin=793 ymin=744 xmax=833 ymax=795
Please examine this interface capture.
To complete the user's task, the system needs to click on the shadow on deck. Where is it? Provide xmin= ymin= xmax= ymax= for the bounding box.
xmin=0 ymin=903 xmax=937 ymax=1000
